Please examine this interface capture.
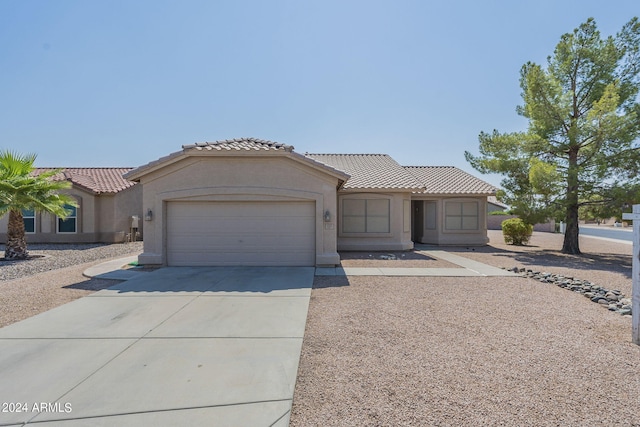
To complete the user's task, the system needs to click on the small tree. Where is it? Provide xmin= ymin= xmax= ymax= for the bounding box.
xmin=0 ymin=151 xmax=77 ymax=260
xmin=466 ymin=17 xmax=640 ymax=255
xmin=502 ymin=218 xmax=533 ymax=245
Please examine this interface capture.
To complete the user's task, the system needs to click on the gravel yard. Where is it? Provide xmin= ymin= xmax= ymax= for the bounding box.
xmin=0 ymin=242 xmax=142 ymax=327
xmin=450 ymin=230 xmax=633 ymax=297
xmin=0 ymin=242 xmax=143 ymax=281
xmin=290 ymin=231 xmax=640 ymax=426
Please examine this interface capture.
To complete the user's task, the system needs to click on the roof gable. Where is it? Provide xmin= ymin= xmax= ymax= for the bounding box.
xmin=35 ymin=168 xmax=136 ymax=194
xmin=404 ymin=166 xmax=496 ymax=195
xmin=125 ymin=138 xmax=349 ymax=183
xmin=305 ymin=154 xmax=425 ymax=191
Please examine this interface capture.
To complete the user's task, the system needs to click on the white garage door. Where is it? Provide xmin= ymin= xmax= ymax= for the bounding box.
xmin=166 ymin=201 xmax=316 ymax=266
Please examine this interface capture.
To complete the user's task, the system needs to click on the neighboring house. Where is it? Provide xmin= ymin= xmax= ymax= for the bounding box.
xmin=487 ymin=214 xmax=556 ymax=233
xmin=125 ymin=138 xmax=497 ymax=267
xmin=0 ymin=168 xmax=142 ymax=243
xmin=487 ymin=195 xmax=509 ymax=213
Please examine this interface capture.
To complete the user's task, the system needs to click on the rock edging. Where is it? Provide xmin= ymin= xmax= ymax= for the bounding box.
xmin=506 ymin=267 xmax=632 ymax=316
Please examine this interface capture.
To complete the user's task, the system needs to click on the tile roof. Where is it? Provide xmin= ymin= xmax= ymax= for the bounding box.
xmin=183 ymin=137 xmax=293 ymax=152
xmin=35 ymin=168 xmax=136 ymax=194
xmin=404 ymin=166 xmax=497 ymax=195
xmin=125 ymin=137 xmax=493 ymax=195
xmin=305 ymin=154 xmax=425 ymax=190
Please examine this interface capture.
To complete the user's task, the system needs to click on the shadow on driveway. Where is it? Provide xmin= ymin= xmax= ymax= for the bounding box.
xmin=97 ymin=266 xmax=316 ymax=295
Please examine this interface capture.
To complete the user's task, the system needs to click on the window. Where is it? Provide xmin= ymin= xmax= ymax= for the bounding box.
xmin=445 ymin=201 xmax=478 ymax=230
xmin=22 ymin=209 xmax=35 ymax=234
xmin=342 ymin=198 xmax=390 ymax=233
xmin=57 ymin=205 xmax=77 ymax=233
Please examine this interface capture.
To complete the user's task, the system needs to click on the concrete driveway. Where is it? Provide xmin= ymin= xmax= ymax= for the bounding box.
xmin=0 ymin=266 xmax=313 ymax=426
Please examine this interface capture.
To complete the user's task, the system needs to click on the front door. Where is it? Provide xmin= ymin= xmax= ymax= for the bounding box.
xmin=411 ymin=200 xmax=424 ymax=242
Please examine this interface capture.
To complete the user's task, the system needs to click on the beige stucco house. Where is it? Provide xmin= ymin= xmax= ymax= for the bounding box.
xmin=125 ymin=138 xmax=496 ymax=267
xmin=0 ymin=168 xmax=143 ymax=244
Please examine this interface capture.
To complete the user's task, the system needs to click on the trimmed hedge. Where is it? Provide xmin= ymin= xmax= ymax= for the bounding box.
xmin=501 ymin=218 xmax=533 ymax=245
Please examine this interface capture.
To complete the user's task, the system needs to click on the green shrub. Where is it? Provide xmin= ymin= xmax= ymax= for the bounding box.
xmin=501 ymin=218 xmax=533 ymax=245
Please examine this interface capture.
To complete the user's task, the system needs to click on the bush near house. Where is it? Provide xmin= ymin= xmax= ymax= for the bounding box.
xmin=501 ymin=218 xmax=533 ymax=245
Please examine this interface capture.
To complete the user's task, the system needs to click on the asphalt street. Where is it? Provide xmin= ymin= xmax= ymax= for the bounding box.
xmin=580 ymin=225 xmax=634 ymax=242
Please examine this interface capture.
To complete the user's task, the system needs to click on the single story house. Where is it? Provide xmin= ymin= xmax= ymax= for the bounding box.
xmin=487 ymin=195 xmax=509 ymax=213
xmin=0 ymin=168 xmax=143 ymax=244
xmin=124 ymin=138 xmax=496 ymax=267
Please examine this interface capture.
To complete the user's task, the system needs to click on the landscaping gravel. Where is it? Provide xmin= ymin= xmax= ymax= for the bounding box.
xmin=447 ymin=230 xmax=633 ymax=297
xmin=0 ymin=242 xmax=143 ymax=328
xmin=290 ymin=230 xmax=640 ymax=426
xmin=0 ymin=242 xmax=143 ymax=281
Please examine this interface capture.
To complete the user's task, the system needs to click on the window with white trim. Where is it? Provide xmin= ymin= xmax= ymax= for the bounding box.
xmin=57 ymin=205 xmax=77 ymax=233
xmin=23 ymin=209 xmax=35 ymax=234
xmin=342 ymin=198 xmax=390 ymax=233
xmin=445 ymin=201 xmax=479 ymax=230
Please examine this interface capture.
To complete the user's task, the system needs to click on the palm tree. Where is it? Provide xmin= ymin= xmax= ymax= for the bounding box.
xmin=0 ymin=151 xmax=77 ymax=260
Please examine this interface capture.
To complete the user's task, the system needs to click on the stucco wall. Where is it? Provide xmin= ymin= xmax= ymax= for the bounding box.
xmin=112 ymin=184 xmax=143 ymax=241
xmin=93 ymin=185 xmax=143 ymax=243
xmin=136 ymin=155 xmax=342 ymax=266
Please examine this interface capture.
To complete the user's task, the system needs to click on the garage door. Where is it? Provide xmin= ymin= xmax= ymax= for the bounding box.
xmin=166 ymin=201 xmax=316 ymax=266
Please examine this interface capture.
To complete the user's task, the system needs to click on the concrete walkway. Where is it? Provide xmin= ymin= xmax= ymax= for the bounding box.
xmin=83 ymin=255 xmax=142 ymax=281
xmin=316 ymin=249 xmax=517 ymax=277
xmin=0 ymin=266 xmax=313 ymax=426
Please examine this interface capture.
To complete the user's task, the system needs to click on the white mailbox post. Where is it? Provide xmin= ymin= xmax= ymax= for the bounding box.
xmin=622 ymin=204 xmax=640 ymax=345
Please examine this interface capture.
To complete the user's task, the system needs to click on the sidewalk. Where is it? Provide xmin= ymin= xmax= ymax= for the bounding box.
xmin=83 ymin=255 xmax=143 ymax=280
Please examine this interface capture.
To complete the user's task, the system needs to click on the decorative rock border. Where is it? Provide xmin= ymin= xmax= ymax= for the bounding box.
xmin=505 ymin=267 xmax=632 ymax=316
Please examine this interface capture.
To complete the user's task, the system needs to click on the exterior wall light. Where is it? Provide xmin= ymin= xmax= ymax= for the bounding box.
xmin=144 ymin=209 xmax=153 ymax=221
xmin=324 ymin=210 xmax=331 ymax=222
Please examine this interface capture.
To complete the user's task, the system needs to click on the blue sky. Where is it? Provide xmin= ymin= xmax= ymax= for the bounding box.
xmin=0 ymin=0 xmax=637 ymax=186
